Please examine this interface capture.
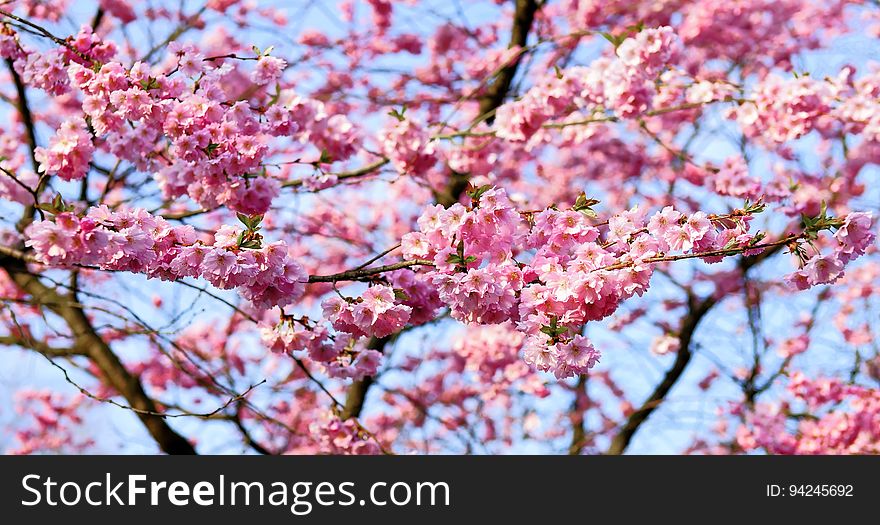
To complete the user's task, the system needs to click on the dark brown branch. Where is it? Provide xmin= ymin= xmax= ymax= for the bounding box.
xmin=605 ymin=292 xmax=716 ymax=455
xmin=0 ymin=10 xmax=92 ymax=61
xmin=436 ymin=0 xmax=540 ymax=207
xmin=91 ymin=8 xmax=105 ymax=30
xmin=231 ymin=404 xmax=273 ymax=455
xmin=605 ymin=246 xmax=784 ymax=455
xmin=4 ymin=58 xmax=43 ymax=232
xmin=338 ymin=1 xmax=542 ymax=422
xmin=340 ymin=335 xmax=390 ymax=420
xmin=568 ymin=374 xmax=588 ymax=455
xmin=476 ymin=0 xmax=540 ymax=121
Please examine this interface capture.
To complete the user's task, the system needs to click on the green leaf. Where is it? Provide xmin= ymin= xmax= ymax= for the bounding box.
xmin=138 ymin=77 xmax=159 ymax=91
xmin=387 ymin=106 xmax=407 ymax=122
xmin=748 ymin=232 xmax=766 ymax=246
xmin=539 ymin=317 xmax=569 ymax=339
xmin=236 ymin=213 xmax=264 ymax=232
xmin=268 ymin=84 xmax=282 ymax=106
xmin=801 ymin=213 xmax=814 ymax=229
xmin=53 ymin=193 xmax=63 ymax=209
xmin=466 ymin=184 xmax=492 ymax=203
xmin=318 ymin=149 xmax=333 ymax=164
xmin=600 ymin=31 xmax=626 ymax=49
xmin=627 ymin=22 xmax=646 ymax=34
xmin=36 ymin=203 xmax=58 ymax=215
xmin=723 ymin=237 xmax=739 ymax=250
xmin=578 ymin=208 xmax=598 ymax=218
xmin=204 ymin=143 xmax=220 ymax=156
xmin=572 ymin=192 xmax=600 ymax=218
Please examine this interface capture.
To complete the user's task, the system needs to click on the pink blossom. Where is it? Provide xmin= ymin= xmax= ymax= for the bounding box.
xmin=252 ymin=55 xmax=287 ymax=86
xmin=379 ymin=117 xmax=437 ymax=175
xmin=835 ymin=211 xmax=875 ymax=263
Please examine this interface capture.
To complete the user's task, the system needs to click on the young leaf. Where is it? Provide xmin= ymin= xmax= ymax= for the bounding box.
xmin=388 ymin=106 xmax=407 ymax=122
xmin=466 ymin=184 xmax=492 ymax=203
xmin=573 ymin=192 xmax=600 ymax=218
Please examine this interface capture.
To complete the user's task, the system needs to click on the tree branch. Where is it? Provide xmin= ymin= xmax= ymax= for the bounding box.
xmin=282 ymin=158 xmax=390 ymax=189
xmin=340 ymin=0 xmax=543 ymax=423
xmin=0 ymin=335 xmax=81 ymax=357
xmin=0 ymin=255 xmax=197 ymax=454
xmin=476 ymin=0 xmax=540 ymax=121
xmin=4 ymin=58 xmax=44 ymax=232
xmin=605 ymin=292 xmax=716 ymax=455
xmin=436 ymin=0 xmax=540 ymax=207
xmin=568 ymin=374 xmax=589 ymax=455
xmin=307 ymin=259 xmax=433 ymax=283
xmin=605 ymin=246 xmax=785 ymax=454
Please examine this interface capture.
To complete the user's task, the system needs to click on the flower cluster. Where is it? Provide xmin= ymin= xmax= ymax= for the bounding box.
xmin=260 ymin=321 xmax=382 ymax=381
xmin=62 ymin=54 xmax=293 ymax=214
xmin=733 ymin=74 xmax=833 ymax=143
xmin=14 ymin=47 xmax=69 ymax=95
xmin=252 ymin=55 xmax=287 ymax=86
xmin=402 ymin=188 xmax=526 ymax=324
xmin=274 ymin=94 xmax=362 ymax=165
xmin=309 ymin=412 xmax=381 ymax=455
xmin=494 ymin=26 xmax=681 ymax=142
xmin=785 ymin=211 xmax=875 ymax=290
xmin=710 ymin=157 xmax=763 ymax=200
xmin=615 ymin=26 xmax=681 ymax=77
xmin=322 ymin=285 xmax=412 ymax=339
xmin=0 ymin=167 xmax=38 ymax=205
xmin=386 ymin=269 xmax=443 ymax=325
xmin=99 ymin=0 xmax=137 ymax=23
xmin=13 ymin=0 xmax=69 ymax=22
xmin=401 ymin=186 xmax=771 ymax=378
xmin=494 ymin=72 xmax=580 ymax=142
xmin=33 ymin=118 xmax=94 ymax=181
xmin=585 ymin=27 xmax=680 ymax=118
xmin=6 ymin=24 xmax=118 ymax=97
xmin=452 ymin=324 xmax=550 ymax=398
xmin=24 ymin=206 xmax=307 ymax=310
xmin=8 ymin=390 xmax=93 ymax=455
xmin=523 ymin=334 xmax=600 ymax=380
xmin=379 ymin=117 xmax=437 ymax=175
xmin=734 ymin=373 xmax=880 ymax=454
xmin=31 ymin=36 xmax=358 ymax=216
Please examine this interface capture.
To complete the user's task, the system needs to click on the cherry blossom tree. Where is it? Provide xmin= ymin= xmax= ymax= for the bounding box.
xmin=0 ymin=0 xmax=877 ymax=455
